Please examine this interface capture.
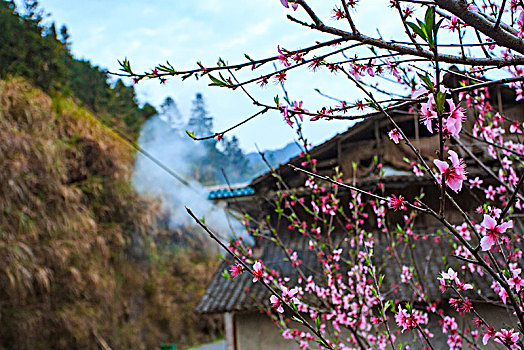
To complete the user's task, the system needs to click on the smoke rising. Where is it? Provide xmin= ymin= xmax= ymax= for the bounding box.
xmin=132 ymin=112 xmax=246 ymax=242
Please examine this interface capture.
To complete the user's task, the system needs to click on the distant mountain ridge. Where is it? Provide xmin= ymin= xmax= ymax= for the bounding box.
xmin=245 ymin=142 xmax=301 ymax=178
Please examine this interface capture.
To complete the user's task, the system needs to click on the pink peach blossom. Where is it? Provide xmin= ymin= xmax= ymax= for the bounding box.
xmin=434 ymin=150 xmax=467 ymax=193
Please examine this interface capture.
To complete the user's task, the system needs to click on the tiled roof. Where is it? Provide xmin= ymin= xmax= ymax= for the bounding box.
xmin=249 ymin=111 xmax=386 ymax=187
xmin=196 ymin=234 xmax=313 ymax=314
xmin=195 ymin=260 xmax=266 ymax=314
xmin=196 ymin=231 xmax=505 ymax=314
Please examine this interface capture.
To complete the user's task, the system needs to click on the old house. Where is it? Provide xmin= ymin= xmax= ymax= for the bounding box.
xmin=196 ymin=78 xmax=524 ymax=349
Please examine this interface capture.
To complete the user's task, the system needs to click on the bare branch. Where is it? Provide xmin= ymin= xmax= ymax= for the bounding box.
xmin=494 ymin=0 xmax=507 ymax=30
xmin=288 ymin=16 xmax=524 ymax=66
xmin=190 ymin=108 xmax=269 ymax=141
xmin=434 ymin=0 xmax=524 ymax=54
xmin=186 ymin=207 xmax=337 ymax=350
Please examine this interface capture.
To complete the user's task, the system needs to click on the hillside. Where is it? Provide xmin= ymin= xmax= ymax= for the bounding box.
xmin=0 ymin=78 xmax=221 ymax=349
xmin=0 ymin=0 xmax=155 ymax=140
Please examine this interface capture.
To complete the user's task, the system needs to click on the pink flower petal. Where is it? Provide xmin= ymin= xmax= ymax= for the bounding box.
xmin=518 ymin=10 xmax=524 ymax=27
xmin=446 ymin=98 xmax=456 ymax=111
xmin=448 ymin=150 xmax=460 ymax=167
xmin=412 ymin=87 xmax=428 ymax=99
xmin=446 ymin=116 xmax=462 ymax=136
xmin=482 ymin=333 xmax=490 ymax=345
xmin=481 ymin=214 xmax=497 ymax=230
xmin=447 ymin=178 xmax=463 ymax=193
xmin=498 ymin=220 xmax=513 ymax=233
xmin=434 ymin=159 xmax=449 ymax=173
xmin=480 ymin=235 xmax=495 ymax=251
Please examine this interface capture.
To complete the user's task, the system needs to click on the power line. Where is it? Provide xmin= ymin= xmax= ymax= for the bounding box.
xmin=93 ymin=115 xmax=199 ymax=192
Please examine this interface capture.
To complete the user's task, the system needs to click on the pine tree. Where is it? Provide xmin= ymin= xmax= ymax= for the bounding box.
xmin=159 ymin=97 xmax=184 ymax=129
xmin=187 ymin=93 xmax=213 ymax=138
xmin=223 ymin=136 xmax=251 ymax=182
xmin=59 ymin=25 xmax=69 ymax=46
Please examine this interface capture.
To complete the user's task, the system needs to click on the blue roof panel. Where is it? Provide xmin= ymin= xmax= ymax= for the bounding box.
xmin=207 ymin=186 xmax=255 ymax=200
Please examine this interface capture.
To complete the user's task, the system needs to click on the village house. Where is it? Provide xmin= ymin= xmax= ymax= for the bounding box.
xmin=196 ymin=76 xmax=524 ymax=349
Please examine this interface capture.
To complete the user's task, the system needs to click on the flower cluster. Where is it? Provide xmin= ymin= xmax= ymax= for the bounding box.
xmin=269 ymin=286 xmax=299 ymax=313
xmin=395 ymin=307 xmax=429 ymax=333
xmin=438 ymin=268 xmax=473 ymax=292
xmin=172 ymin=2 xmax=524 ymax=348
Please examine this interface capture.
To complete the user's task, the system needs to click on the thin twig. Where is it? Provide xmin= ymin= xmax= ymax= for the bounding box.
xmin=499 ymin=170 xmax=524 ymax=221
xmin=494 ymin=0 xmax=507 ymax=30
xmin=191 ymin=108 xmax=269 ymax=140
xmin=186 ymin=207 xmax=337 ymax=350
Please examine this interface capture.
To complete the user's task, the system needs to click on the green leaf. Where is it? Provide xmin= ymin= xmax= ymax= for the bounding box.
xmin=364 ymin=254 xmax=371 ymax=265
xmin=291 ymin=316 xmax=304 ymax=324
xmin=435 ymin=91 xmax=446 ymax=114
xmin=378 ymin=274 xmax=385 ymax=286
xmin=406 ymin=302 xmax=412 ymax=313
xmin=315 ymin=316 xmax=321 ymax=330
xmin=417 ymin=73 xmax=434 ymax=91
xmin=274 ymin=95 xmax=280 ymax=106
xmin=118 ymin=58 xmax=133 ymax=73
xmin=185 ymin=130 xmax=196 ymax=139
xmin=434 ymin=18 xmax=445 ymax=36
xmin=316 ymin=339 xmax=330 ymax=349
xmin=158 ymin=60 xmax=176 ymax=73
xmin=425 ymin=7 xmax=434 ymax=28
xmin=365 ymin=98 xmax=378 ymax=110
xmin=424 ymin=7 xmax=435 ymax=42
xmin=416 ymin=19 xmax=426 ymax=32
xmin=384 ymin=300 xmax=392 ymax=313
xmin=289 ymin=300 xmax=298 ymax=311
xmin=406 ymin=22 xmax=427 ymax=42
xmin=208 ymin=74 xmax=226 ymax=87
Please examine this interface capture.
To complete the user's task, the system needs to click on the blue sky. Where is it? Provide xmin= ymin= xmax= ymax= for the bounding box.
xmin=37 ymin=0 xmax=410 ymax=152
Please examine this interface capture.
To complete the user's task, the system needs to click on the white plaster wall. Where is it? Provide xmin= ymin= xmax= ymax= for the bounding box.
xmin=231 ymin=303 xmax=515 ymax=350
xmin=234 ymin=311 xmax=298 ymax=350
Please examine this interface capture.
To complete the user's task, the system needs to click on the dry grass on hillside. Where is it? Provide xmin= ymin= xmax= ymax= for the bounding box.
xmin=0 ymin=78 xmax=221 ymax=349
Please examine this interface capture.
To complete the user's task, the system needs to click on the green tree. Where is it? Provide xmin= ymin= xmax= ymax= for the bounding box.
xmin=223 ymin=135 xmax=251 ymax=182
xmin=0 ymin=0 xmax=156 ymax=140
xmin=160 ymin=96 xmax=184 ymax=129
xmin=187 ymin=93 xmax=213 ymax=138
